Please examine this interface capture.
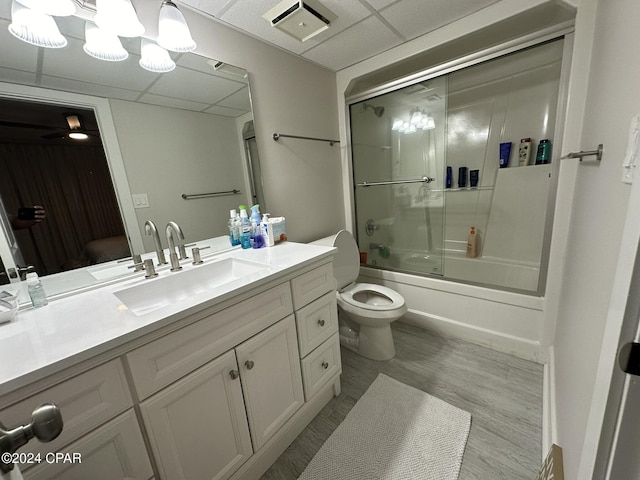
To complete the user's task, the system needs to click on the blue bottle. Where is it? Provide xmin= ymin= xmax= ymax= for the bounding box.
xmin=239 ymin=207 xmax=252 ymax=249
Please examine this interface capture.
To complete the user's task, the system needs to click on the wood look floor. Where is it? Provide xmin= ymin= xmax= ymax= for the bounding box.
xmin=261 ymin=321 xmax=544 ymax=480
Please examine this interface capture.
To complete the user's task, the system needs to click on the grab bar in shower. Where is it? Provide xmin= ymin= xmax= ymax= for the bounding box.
xmin=273 ymin=133 xmax=340 ymax=146
xmin=356 ymin=176 xmax=435 ymax=187
xmin=181 ymin=189 xmax=241 ymax=199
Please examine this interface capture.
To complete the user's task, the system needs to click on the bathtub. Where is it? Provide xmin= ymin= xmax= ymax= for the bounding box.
xmin=367 ymin=247 xmax=540 ymax=293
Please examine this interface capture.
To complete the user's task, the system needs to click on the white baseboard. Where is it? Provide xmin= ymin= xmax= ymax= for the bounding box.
xmin=401 ymin=309 xmax=546 ymax=363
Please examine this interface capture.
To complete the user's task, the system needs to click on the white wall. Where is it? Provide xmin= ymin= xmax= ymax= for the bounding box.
xmin=109 ymin=99 xmax=247 ymax=251
xmin=549 ymin=0 xmax=640 ymax=477
xmin=131 ymin=1 xmax=344 ymax=243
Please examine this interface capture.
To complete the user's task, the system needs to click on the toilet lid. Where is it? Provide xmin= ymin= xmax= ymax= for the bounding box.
xmin=331 ymin=230 xmax=360 ymax=289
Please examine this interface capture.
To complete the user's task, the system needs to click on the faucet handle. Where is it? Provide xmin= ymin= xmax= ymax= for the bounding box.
xmin=128 ymin=259 xmax=158 ymax=278
xmin=192 ymin=246 xmax=211 ymax=265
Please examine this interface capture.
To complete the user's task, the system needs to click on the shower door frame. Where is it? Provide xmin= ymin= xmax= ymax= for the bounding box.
xmin=345 ymin=22 xmax=575 ymax=296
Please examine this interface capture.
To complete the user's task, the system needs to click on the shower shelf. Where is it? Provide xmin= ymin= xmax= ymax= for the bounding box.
xmin=441 ymin=186 xmax=494 ymax=192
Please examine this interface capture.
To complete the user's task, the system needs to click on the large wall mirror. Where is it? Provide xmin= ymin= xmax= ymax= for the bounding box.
xmin=0 ymin=1 xmax=263 ymax=296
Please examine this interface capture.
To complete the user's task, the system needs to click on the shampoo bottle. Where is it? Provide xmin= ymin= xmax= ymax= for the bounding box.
xmin=466 ymin=226 xmax=478 ymax=258
xmin=26 ymin=272 xmax=48 ymax=307
xmin=519 ymin=138 xmax=532 ymax=166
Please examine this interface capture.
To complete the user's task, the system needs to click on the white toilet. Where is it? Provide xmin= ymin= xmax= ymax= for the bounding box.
xmin=312 ymin=230 xmax=407 ymax=361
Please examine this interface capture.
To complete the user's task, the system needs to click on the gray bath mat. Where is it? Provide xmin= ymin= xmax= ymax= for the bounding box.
xmin=298 ymin=373 xmax=471 ymax=480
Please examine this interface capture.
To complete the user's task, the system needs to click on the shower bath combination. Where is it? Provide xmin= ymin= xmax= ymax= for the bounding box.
xmin=349 ymin=38 xmax=565 ymax=294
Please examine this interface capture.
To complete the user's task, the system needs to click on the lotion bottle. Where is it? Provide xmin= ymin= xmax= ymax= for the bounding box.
xmin=519 ymin=138 xmax=532 ymax=166
xmin=466 ymin=226 xmax=478 ymax=258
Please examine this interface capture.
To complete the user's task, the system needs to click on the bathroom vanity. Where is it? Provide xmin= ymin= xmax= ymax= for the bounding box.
xmin=0 ymin=241 xmax=340 ymax=480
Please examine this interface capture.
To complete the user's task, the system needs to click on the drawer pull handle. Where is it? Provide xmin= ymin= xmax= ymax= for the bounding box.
xmin=229 ymin=369 xmax=240 ymax=380
xmin=321 ymin=361 xmax=329 ymax=369
xmin=245 ymin=360 xmax=255 ymax=370
xmin=317 ymin=319 xmax=326 ymax=327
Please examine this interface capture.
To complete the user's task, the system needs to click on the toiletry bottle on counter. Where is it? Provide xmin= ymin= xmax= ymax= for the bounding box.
xmin=466 ymin=226 xmax=478 ymax=258
xmin=228 ymin=209 xmax=240 ymax=246
xmin=26 ymin=272 xmax=48 ymax=307
xmin=519 ymin=138 xmax=532 ymax=166
xmin=250 ymin=205 xmax=265 ymax=248
xmin=261 ymin=214 xmax=275 ymax=247
xmin=239 ymin=206 xmax=252 ymax=249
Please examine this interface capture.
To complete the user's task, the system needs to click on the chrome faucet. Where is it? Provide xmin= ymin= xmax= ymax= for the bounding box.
xmin=166 ymin=221 xmax=186 ymax=271
xmin=144 ymin=220 xmax=167 ymax=265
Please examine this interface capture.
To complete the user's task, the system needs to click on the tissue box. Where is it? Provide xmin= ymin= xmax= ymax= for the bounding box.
xmin=260 ymin=217 xmax=286 ymax=247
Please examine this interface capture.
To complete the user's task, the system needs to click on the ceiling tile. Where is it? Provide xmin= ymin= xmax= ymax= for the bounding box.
xmin=219 ymin=86 xmax=252 ymax=111
xmin=204 ymin=105 xmax=247 ymax=117
xmin=380 ymin=0 xmax=502 ymax=41
xmin=177 ymin=0 xmax=233 ymax=18
xmin=303 ymin=16 xmax=402 ymax=71
xmin=360 ymin=0 xmax=397 ymax=10
xmin=136 ymin=93 xmax=211 ymax=112
xmin=148 ymin=67 xmax=242 ymax=105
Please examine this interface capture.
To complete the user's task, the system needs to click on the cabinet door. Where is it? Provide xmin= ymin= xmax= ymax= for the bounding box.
xmin=24 ymin=410 xmax=152 ymax=480
xmin=236 ymin=315 xmax=304 ymax=451
xmin=140 ymin=350 xmax=252 ymax=480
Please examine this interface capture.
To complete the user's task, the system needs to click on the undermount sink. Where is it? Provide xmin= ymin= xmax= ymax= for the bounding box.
xmin=114 ymin=257 xmax=269 ymax=316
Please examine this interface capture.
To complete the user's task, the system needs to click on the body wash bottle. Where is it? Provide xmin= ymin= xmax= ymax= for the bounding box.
xmin=466 ymin=226 xmax=478 ymax=258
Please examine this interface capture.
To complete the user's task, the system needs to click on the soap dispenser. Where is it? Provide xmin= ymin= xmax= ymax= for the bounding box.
xmin=466 ymin=226 xmax=478 ymax=258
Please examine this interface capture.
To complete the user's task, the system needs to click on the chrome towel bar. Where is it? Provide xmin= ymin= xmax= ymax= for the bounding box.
xmin=273 ymin=133 xmax=340 ymax=146
xmin=181 ymin=189 xmax=241 ymax=199
xmin=356 ymin=176 xmax=435 ymax=187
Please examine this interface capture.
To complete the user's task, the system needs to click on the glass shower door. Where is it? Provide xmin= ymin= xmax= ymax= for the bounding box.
xmin=350 ymin=76 xmax=447 ymax=276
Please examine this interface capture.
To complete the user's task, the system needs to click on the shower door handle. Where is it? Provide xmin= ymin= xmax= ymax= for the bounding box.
xmin=356 ymin=176 xmax=435 ymax=187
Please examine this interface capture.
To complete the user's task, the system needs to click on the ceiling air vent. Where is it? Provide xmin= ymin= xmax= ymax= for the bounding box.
xmin=263 ymin=0 xmax=337 ymax=42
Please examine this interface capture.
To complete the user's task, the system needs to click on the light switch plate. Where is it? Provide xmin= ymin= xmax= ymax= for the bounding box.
xmin=132 ymin=193 xmax=149 ymax=209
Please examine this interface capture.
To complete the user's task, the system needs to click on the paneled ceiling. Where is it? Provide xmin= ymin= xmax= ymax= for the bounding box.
xmin=182 ymin=0 xmax=503 ymax=71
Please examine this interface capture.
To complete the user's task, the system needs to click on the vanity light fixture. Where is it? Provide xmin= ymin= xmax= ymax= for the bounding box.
xmin=139 ymin=38 xmax=176 ymax=73
xmin=157 ymin=0 xmax=196 ymax=52
xmin=8 ymin=1 xmax=67 ymax=48
xmin=94 ymin=0 xmax=144 ymax=38
xmin=392 ymin=109 xmax=436 ymax=135
xmin=16 ymin=0 xmax=75 ymax=16
xmin=83 ymin=21 xmax=129 ymax=62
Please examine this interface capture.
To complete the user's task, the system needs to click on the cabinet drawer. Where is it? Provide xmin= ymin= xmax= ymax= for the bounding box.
xmin=300 ymin=334 xmax=341 ymax=401
xmin=295 ymin=291 xmax=338 ymax=357
xmin=24 ymin=409 xmax=153 ymax=480
xmin=1 ymin=359 xmax=132 ymax=469
xmin=127 ymin=282 xmax=293 ymax=399
xmin=290 ymin=262 xmax=336 ymax=309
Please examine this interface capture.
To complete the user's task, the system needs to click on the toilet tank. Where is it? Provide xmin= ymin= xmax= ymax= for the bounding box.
xmin=311 ymin=230 xmax=359 ymax=289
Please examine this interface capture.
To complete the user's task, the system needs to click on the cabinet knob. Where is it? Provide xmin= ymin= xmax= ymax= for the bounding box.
xmin=229 ymin=369 xmax=239 ymax=380
xmin=317 ymin=319 xmax=326 ymax=327
xmin=321 ymin=361 xmax=329 ymax=370
xmin=245 ymin=360 xmax=255 ymax=370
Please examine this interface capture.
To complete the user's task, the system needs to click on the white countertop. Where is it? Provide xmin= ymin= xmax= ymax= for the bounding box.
xmin=0 ymin=241 xmax=334 ymax=396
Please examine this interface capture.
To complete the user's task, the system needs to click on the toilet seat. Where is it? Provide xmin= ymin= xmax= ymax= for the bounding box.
xmin=339 ymin=283 xmax=405 ymax=312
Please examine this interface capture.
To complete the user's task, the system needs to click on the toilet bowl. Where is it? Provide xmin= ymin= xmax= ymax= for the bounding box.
xmin=311 ymin=230 xmax=407 ymax=360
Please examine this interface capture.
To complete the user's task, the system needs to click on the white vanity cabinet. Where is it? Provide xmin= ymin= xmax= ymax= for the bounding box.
xmin=291 ymin=265 xmax=342 ymax=400
xmin=0 ymin=249 xmax=341 ymax=480
xmin=235 ymin=315 xmax=304 ymax=451
xmin=139 ymin=350 xmax=252 ymax=480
